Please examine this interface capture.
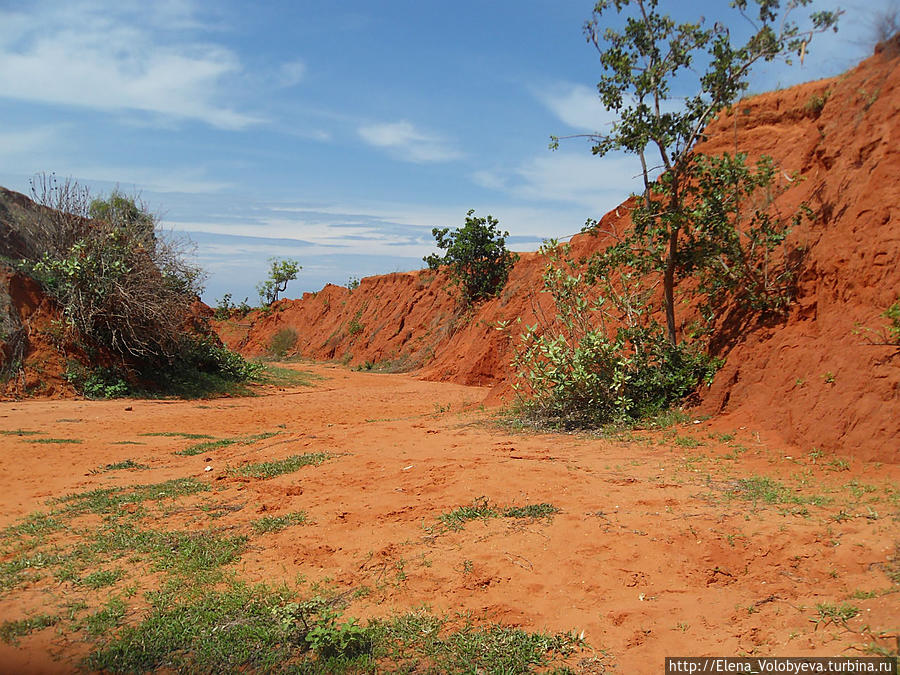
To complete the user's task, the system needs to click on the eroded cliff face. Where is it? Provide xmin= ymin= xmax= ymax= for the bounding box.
xmin=222 ymin=41 xmax=895 ymax=463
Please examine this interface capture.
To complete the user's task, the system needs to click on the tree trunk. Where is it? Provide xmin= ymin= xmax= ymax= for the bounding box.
xmin=664 ymin=227 xmax=678 ymax=346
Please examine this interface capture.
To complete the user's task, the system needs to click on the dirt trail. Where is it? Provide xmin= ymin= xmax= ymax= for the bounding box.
xmin=0 ymin=366 xmax=897 ymax=671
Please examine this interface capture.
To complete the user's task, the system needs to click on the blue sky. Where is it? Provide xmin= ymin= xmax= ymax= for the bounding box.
xmin=0 ymin=0 xmax=889 ymax=303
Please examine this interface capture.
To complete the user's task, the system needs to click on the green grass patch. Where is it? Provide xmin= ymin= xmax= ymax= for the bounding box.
xmin=725 ymin=476 xmax=831 ymax=506
xmin=95 ymin=459 xmax=150 ymax=472
xmin=231 ymin=452 xmax=332 ymax=480
xmin=80 ymin=568 xmax=123 ymax=589
xmin=0 ymin=429 xmax=43 ymax=436
xmin=56 ymin=477 xmax=210 ymax=516
xmin=252 ymin=512 xmax=308 ymax=534
xmin=812 ymin=602 xmax=859 ymax=628
xmin=84 ymin=583 xmax=585 ymax=674
xmin=26 ymin=438 xmax=83 ymax=444
xmin=0 ymin=614 xmax=59 ymax=645
xmin=438 ymin=497 xmax=560 ymax=531
xmin=176 ymin=431 xmax=280 ymax=457
xmin=254 ymin=364 xmax=321 ymax=388
xmin=82 ymin=597 xmax=127 ymax=636
xmin=141 ymin=432 xmax=215 ymax=440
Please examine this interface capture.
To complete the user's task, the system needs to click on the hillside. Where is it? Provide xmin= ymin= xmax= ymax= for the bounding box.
xmin=220 ymin=40 xmax=899 ymax=463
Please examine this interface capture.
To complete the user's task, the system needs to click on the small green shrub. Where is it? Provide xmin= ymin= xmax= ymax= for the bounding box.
xmin=305 ymin=616 xmax=374 ymax=659
xmin=425 ymin=209 xmax=518 ymax=306
xmin=513 ymin=241 xmax=719 ymax=429
xmin=65 ymin=363 xmax=130 ymax=399
xmin=213 ymin=293 xmax=252 ymax=320
xmin=347 ymin=310 xmax=364 ymax=336
xmin=268 ymin=327 xmax=298 ymax=358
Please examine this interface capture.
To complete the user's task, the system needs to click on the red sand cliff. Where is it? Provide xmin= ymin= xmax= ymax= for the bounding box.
xmin=223 ymin=43 xmax=899 ymax=463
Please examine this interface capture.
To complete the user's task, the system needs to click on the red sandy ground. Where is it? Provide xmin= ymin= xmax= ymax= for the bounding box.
xmin=0 ymin=364 xmax=897 ymax=672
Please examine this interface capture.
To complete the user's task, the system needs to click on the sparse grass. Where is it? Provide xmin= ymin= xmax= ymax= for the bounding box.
xmin=811 ymin=602 xmax=859 ymax=628
xmin=94 ymin=459 xmax=150 ymax=473
xmin=253 ymin=364 xmax=321 ymax=388
xmin=725 ymin=476 xmax=831 ymax=507
xmin=252 ymin=512 xmax=308 ymax=534
xmin=0 ymin=614 xmax=59 ymax=645
xmin=80 ymin=568 xmax=123 ymax=589
xmin=673 ymin=436 xmax=704 ymax=449
xmin=141 ymin=432 xmax=215 ymax=439
xmin=84 ymin=584 xmax=586 ymax=674
xmin=438 ymin=497 xmax=560 ymax=531
xmin=176 ymin=431 xmax=280 ymax=457
xmin=231 ymin=452 xmax=332 ymax=480
xmin=56 ymin=477 xmax=210 ymax=516
xmin=82 ymin=597 xmax=127 ymax=636
xmin=26 ymin=437 xmax=83 ymax=444
xmin=0 ymin=429 xmax=43 ymax=436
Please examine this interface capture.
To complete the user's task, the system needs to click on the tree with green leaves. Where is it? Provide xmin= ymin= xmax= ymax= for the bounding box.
xmin=425 ymin=209 xmax=518 ymax=306
xmin=257 ymin=258 xmax=301 ymax=306
xmin=554 ymin=0 xmax=839 ymax=345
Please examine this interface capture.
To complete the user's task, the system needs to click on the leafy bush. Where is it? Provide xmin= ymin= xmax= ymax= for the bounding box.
xmin=425 ymin=209 xmax=518 ymax=305
xmin=64 ymin=363 xmax=130 ymax=399
xmin=257 ymin=258 xmax=300 ymax=306
xmin=513 ymin=242 xmax=719 ymax=429
xmin=213 ymin=293 xmax=252 ymax=320
xmin=268 ymin=327 xmax=298 ymax=358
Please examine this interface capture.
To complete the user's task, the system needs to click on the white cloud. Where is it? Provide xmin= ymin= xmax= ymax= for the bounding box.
xmin=0 ymin=126 xmax=63 ymax=162
xmin=279 ymin=60 xmax=307 ymax=88
xmin=0 ymin=2 xmax=260 ymax=130
xmin=536 ymin=82 xmax=615 ymax=132
xmin=358 ymin=121 xmax=462 ymax=163
xmin=472 ymin=152 xmax=642 ymax=214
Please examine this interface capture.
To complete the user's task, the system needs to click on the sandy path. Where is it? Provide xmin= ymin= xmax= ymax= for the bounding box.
xmin=0 ymin=363 xmax=897 ymax=671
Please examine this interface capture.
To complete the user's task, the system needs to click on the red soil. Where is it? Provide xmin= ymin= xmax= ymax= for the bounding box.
xmin=223 ymin=44 xmax=900 ymax=464
xmin=0 ymin=364 xmax=897 ymax=671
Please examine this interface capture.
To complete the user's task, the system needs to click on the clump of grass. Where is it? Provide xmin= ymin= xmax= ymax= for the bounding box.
xmin=0 ymin=429 xmax=43 ymax=436
xmin=501 ymin=503 xmax=560 ymax=519
xmin=252 ymin=512 xmax=307 ymax=534
xmin=176 ymin=432 xmax=280 ymax=457
xmin=140 ymin=432 xmax=215 ymax=440
xmin=95 ymin=459 xmax=150 ymax=472
xmin=812 ymin=602 xmax=859 ymax=628
xmin=231 ymin=452 xmax=331 ymax=480
xmin=80 ymin=569 xmax=123 ymax=589
xmin=438 ymin=497 xmax=560 ymax=531
xmin=0 ymin=614 xmax=59 ymax=644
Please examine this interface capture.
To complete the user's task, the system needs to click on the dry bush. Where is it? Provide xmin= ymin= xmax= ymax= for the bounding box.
xmin=20 ymin=173 xmax=205 ymax=364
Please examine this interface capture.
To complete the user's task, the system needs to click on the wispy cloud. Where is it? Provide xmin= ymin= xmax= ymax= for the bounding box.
xmin=472 ymin=152 xmax=642 ymax=213
xmin=0 ymin=1 xmax=260 ymax=130
xmin=358 ymin=121 xmax=462 ymax=163
xmin=278 ymin=60 xmax=307 ymax=88
xmin=536 ymin=82 xmax=615 ymax=132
